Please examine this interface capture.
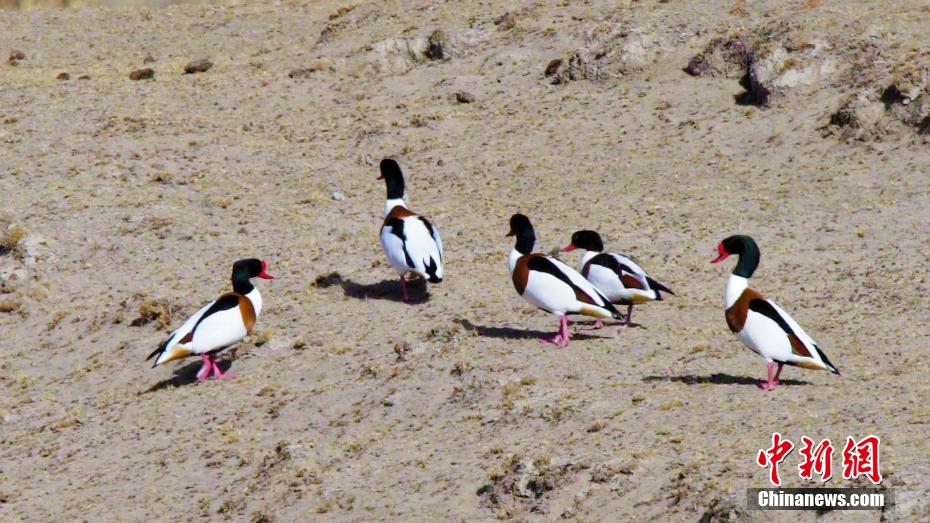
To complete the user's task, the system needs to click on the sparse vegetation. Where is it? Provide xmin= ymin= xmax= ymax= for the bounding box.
xmin=1 ymin=0 xmax=927 ymax=521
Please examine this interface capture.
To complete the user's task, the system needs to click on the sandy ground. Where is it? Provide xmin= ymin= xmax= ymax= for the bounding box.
xmin=1 ymin=0 xmax=929 ymax=521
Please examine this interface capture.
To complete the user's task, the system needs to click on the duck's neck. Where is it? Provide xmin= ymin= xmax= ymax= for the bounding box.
xmin=246 ymin=286 xmax=263 ymax=317
xmin=732 ymin=245 xmax=760 ymax=279
xmin=725 ymin=274 xmax=748 ymax=309
xmin=580 ymin=250 xmax=599 ymax=270
xmin=384 ymin=198 xmax=407 ymax=217
xmin=232 ymin=277 xmax=254 ymax=295
xmin=508 ymin=248 xmax=522 ymax=274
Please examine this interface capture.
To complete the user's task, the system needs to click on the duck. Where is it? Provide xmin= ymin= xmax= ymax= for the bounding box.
xmin=711 ymin=235 xmax=839 ymax=390
xmin=146 ymin=258 xmax=273 ymax=380
xmin=507 ymin=214 xmax=622 ymax=348
xmin=562 ymin=230 xmax=674 ymax=329
xmin=378 ymin=158 xmax=444 ymax=303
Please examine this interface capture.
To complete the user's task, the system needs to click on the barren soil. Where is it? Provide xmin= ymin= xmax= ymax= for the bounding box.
xmin=1 ymin=0 xmax=929 ymax=521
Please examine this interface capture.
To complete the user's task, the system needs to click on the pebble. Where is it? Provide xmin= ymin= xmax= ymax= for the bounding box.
xmin=544 ymin=59 xmax=562 ymax=76
xmin=494 ymin=12 xmax=516 ymax=31
xmin=56 ymin=72 xmax=70 ymax=81
xmin=129 ymin=68 xmax=154 ymax=81
xmin=455 ymin=91 xmax=475 ymax=103
xmin=426 ymin=30 xmax=446 ymax=60
xmin=184 ymin=58 xmax=213 ymax=74
xmin=331 ymin=191 xmax=346 ymax=201
xmin=8 ymin=49 xmax=24 ymax=64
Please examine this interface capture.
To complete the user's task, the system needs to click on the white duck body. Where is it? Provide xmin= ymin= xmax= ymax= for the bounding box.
xmin=380 ymin=199 xmax=444 ymax=283
xmin=510 ymin=248 xmax=619 ymax=319
xmin=726 ymin=274 xmax=837 ymax=373
xmin=579 ymin=250 xmax=658 ymax=304
xmin=152 ymin=287 xmax=262 ymax=366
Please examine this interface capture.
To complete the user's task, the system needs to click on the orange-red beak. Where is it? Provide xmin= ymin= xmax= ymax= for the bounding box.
xmin=258 ymin=260 xmax=274 ymax=279
xmin=710 ymin=243 xmax=729 ymax=264
xmin=561 ymin=244 xmax=577 ymax=252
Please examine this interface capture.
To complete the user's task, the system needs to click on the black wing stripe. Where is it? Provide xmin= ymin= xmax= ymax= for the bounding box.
xmin=748 ymin=299 xmax=795 ymax=335
xmin=190 ymin=295 xmax=240 ymax=334
xmin=589 ymin=253 xmax=624 ymax=278
xmin=385 ymin=217 xmax=416 ymax=268
xmin=527 ymin=257 xmax=620 ymax=315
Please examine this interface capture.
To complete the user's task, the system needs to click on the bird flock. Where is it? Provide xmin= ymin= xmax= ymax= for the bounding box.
xmin=147 ymin=158 xmax=840 ymax=391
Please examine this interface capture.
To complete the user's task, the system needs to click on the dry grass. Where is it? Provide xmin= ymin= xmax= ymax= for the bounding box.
xmin=0 ymin=223 xmax=25 ymax=257
xmin=0 ymin=298 xmax=21 ymax=313
xmin=131 ymin=299 xmax=172 ymax=330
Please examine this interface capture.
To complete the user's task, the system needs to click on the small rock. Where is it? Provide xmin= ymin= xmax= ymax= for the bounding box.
xmin=288 ymin=58 xmax=332 ymax=78
xmin=184 ymin=58 xmax=213 ymax=74
xmin=8 ymin=49 xmax=24 ymax=64
xmin=683 ymin=55 xmax=709 ymax=76
xmin=544 ymin=59 xmax=562 ymax=77
xmin=288 ymin=68 xmax=313 ymax=79
xmin=455 ymin=91 xmax=475 ymax=104
xmin=56 ymin=72 xmax=70 ymax=81
xmin=78 ymin=74 xmax=91 ymax=81
xmin=143 ymin=54 xmax=156 ymax=64
xmin=129 ymin=68 xmax=154 ymax=81
xmin=426 ymin=30 xmax=446 ymax=60
xmin=393 ymin=341 xmax=410 ymax=361
xmin=494 ymin=12 xmax=516 ymax=31
xmin=590 ymin=459 xmax=634 ymax=483
xmin=330 ymin=191 xmax=346 ymax=201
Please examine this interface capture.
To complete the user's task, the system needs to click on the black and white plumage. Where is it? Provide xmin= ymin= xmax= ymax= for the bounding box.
xmin=712 ymin=235 xmax=839 ymax=390
xmin=507 ymin=215 xmax=622 ymax=348
xmin=378 ymin=159 xmax=443 ymax=302
xmin=563 ymin=230 xmax=674 ymax=328
xmin=146 ymin=258 xmax=273 ymax=380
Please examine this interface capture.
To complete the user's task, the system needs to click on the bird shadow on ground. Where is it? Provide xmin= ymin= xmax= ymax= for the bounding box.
xmin=142 ymin=359 xmax=234 ymax=393
xmin=314 ymin=271 xmax=430 ymax=304
xmin=573 ymin=319 xmax=645 ymax=330
xmin=454 ymin=318 xmax=610 ymax=341
xmin=642 ymin=374 xmax=810 ymax=386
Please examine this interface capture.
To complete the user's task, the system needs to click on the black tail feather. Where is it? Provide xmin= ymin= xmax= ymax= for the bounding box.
xmin=425 ymin=257 xmax=441 ymax=284
xmin=815 ymin=345 xmax=840 ymax=375
xmin=146 ymin=336 xmax=172 ymax=365
xmin=646 ymin=277 xmax=675 ymax=299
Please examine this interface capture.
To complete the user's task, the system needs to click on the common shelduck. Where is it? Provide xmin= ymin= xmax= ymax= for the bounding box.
xmin=562 ymin=230 xmax=674 ymax=329
xmin=711 ymin=235 xmax=839 ymax=390
xmin=507 ymin=214 xmax=622 ymax=348
xmin=146 ymin=258 xmax=273 ymax=380
xmin=378 ymin=158 xmax=443 ymax=302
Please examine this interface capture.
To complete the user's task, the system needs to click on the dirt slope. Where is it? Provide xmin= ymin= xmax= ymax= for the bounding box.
xmin=1 ymin=0 xmax=928 ymax=521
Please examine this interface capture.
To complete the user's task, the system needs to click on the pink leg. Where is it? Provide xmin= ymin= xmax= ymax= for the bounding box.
xmin=773 ymin=363 xmax=784 ymax=386
xmin=559 ymin=315 xmax=570 ymax=347
xmin=582 ymin=319 xmax=604 ymax=330
xmin=538 ymin=315 xmax=570 ymax=348
xmin=196 ymin=354 xmax=213 ymax=381
xmin=618 ymin=304 xmax=633 ymax=330
xmin=400 ymin=277 xmax=410 ymax=303
xmin=210 ymin=357 xmax=237 ymax=380
xmin=758 ymin=362 xmax=778 ymax=391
